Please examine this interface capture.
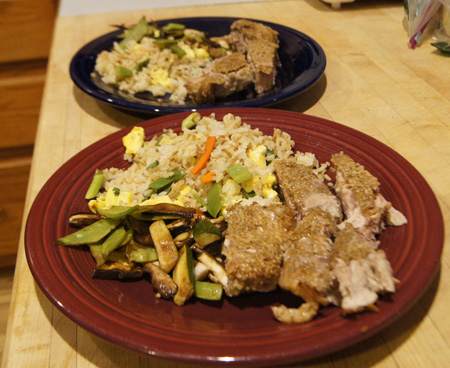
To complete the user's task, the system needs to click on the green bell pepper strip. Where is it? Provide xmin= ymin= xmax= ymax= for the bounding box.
xmin=56 ymin=218 xmax=121 ymax=246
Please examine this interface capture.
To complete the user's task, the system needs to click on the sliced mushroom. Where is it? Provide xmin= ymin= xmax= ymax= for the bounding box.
xmin=93 ymin=262 xmax=143 ymax=280
xmin=127 ymin=216 xmax=150 ymax=234
xmin=194 ymin=215 xmax=227 ymax=232
xmin=133 ymin=232 xmax=154 ymax=246
xmin=132 ymin=203 xmax=196 ymax=221
xmin=69 ymin=212 xmax=101 ymax=228
xmin=144 ymin=263 xmax=178 ymax=299
xmin=192 ymin=246 xmax=228 ymax=287
xmin=166 ymin=218 xmax=192 ymax=238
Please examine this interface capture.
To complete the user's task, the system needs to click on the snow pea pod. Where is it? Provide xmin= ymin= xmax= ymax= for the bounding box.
xmin=206 ymin=181 xmax=223 ymax=218
xmin=85 ymin=170 xmax=105 ymax=199
xmin=97 ymin=205 xmax=137 ymax=219
xmin=101 ymin=226 xmax=127 ymax=256
xmin=55 ymin=218 xmax=121 ymax=246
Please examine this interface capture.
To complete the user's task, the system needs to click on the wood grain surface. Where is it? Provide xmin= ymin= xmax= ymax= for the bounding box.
xmin=3 ymin=1 xmax=450 ymax=367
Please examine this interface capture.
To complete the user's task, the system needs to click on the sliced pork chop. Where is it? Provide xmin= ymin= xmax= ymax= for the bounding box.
xmin=274 ymin=158 xmax=342 ymax=221
xmin=331 ymin=222 xmax=397 ymax=314
xmin=278 ymin=209 xmax=337 ymax=307
xmin=227 ymin=19 xmax=280 ymax=94
xmin=227 ymin=19 xmax=279 ymax=53
xmin=332 ymin=152 xmax=407 ymax=247
xmin=222 ymin=203 xmax=296 ymax=297
xmin=186 ymin=53 xmax=254 ymax=104
xmin=246 ymin=39 xmax=279 ymax=93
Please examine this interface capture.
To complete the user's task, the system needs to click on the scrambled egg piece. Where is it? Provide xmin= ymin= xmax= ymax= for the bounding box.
xmin=240 ymin=174 xmax=278 ymax=200
xmin=123 ymin=126 xmax=145 ymax=155
xmin=176 ymin=185 xmax=192 ymax=206
xmin=140 ymin=195 xmax=173 ymax=206
xmin=241 ymin=176 xmax=259 ymax=193
xmin=140 ymin=185 xmax=192 ymax=206
xmin=194 ymin=47 xmax=210 ymax=58
xmin=221 ymin=179 xmax=243 ymax=215
xmin=248 ymin=145 xmax=267 ymax=169
xmin=180 ymin=44 xmax=196 ymax=59
xmin=150 ymin=69 xmax=171 ymax=88
xmin=178 ymin=44 xmax=210 ymax=59
xmin=89 ymin=187 xmax=133 ymax=212
xmin=159 ymin=136 xmax=174 ymax=145
xmin=262 ymin=174 xmax=278 ymax=200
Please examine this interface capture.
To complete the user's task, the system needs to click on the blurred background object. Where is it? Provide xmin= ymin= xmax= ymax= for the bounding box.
xmin=0 ymin=1 xmax=58 ymax=267
xmin=320 ymin=0 xmax=355 ymax=10
xmin=0 ymin=2 xmax=59 ymax=361
xmin=403 ymin=0 xmax=450 ymax=50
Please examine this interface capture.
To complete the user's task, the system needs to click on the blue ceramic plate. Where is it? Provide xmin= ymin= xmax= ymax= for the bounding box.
xmin=69 ymin=17 xmax=326 ymax=114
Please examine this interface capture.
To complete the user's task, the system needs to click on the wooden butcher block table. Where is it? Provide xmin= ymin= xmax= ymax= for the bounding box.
xmin=3 ymin=1 xmax=450 ymax=367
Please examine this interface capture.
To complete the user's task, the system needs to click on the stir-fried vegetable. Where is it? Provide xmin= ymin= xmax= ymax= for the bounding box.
xmin=226 ymin=164 xmax=253 ymax=184
xmin=85 ymin=170 xmax=105 ymax=199
xmin=127 ymin=241 xmax=158 ymax=263
xmin=191 ymin=136 xmax=216 ymax=174
xmin=98 ymin=205 xmax=137 ymax=219
xmin=118 ymin=16 xmax=154 ymax=48
xmin=115 ymin=65 xmax=133 ymax=79
xmin=56 ymin=218 xmax=121 ymax=246
xmin=195 ymin=281 xmax=223 ymax=301
xmin=149 ymin=220 xmax=179 ymax=273
xmin=193 ymin=219 xmax=222 ymax=247
xmin=56 ymin=112 xmax=288 ymax=307
xmin=206 ymin=181 xmax=223 ymax=218
xmin=145 ymin=168 xmax=185 ymax=198
xmin=181 ymin=112 xmax=201 ymax=129
xmin=102 ymin=226 xmax=127 ymax=256
xmin=199 ymin=172 xmax=216 ymax=183
xmin=162 ymin=22 xmax=185 ymax=32
xmin=56 ymin=202 xmax=228 ymax=306
xmin=173 ymin=244 xmax=195 ymax=306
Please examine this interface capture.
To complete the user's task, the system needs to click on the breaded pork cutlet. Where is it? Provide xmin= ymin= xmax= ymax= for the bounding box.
xmin=331 ymin=223 xmax=397 ymax=314
xmin=272 ymin=159 xmax=341 ymax=323
xmin=332 ymin=152 xmax=407 ymax=248
xmin=273 ymin=209 xmax=339 ymax=323
xmin=222 ymin=203 xmax=296 ymax=297
xmin=274 ymin=159 xmax=342 ymax=221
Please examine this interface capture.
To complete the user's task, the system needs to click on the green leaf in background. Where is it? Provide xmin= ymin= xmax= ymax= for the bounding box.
xmin=431 ymin=42 xmax=450 ymax=55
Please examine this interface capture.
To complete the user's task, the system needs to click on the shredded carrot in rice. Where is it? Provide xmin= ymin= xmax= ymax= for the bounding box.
xmin=199 ymin=172 xmax=216 ymax=183
xmin=191 ymin=136 xmax=216 ymax=175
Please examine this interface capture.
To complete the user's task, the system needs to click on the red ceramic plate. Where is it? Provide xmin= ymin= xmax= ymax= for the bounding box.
xmin=25 ymin=108 xmax=443 ymax=366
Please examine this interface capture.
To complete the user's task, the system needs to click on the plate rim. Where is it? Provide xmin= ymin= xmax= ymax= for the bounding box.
xmin=25 ymin=108 xmax=444 ymax=366
xmin=69 ymin=16 xmax=326 ymax=114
